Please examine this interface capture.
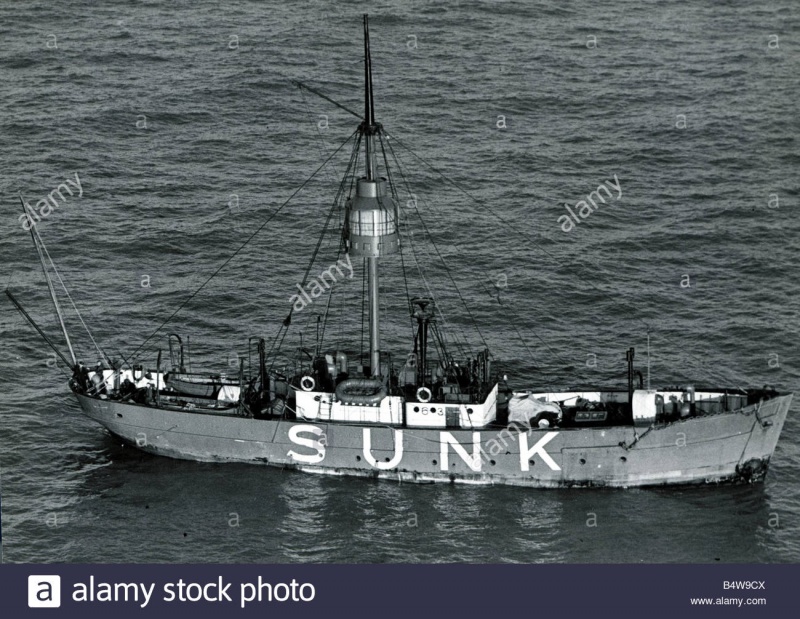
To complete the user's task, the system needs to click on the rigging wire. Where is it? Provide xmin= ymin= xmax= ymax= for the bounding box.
xmin=27 ymin=224 xmax=111 ymax=366
xmin=267 ymin=132 xmax=362 ymax=368
xmin=335 ymin=279 xmax=347 ymax=351
xmin=289 ymin=76 xmax=482 ymax=369
xmin=377 ymin=147 xmax=473 ymax=359
xmin=384 ymin=138 xmax=656 ymax=388
xmin=128 ymin=127 xmax=360 ymax=364
xmin=384 ymin=136 xmax=490 ymax=354
xmin=268 ymin=136 xmax=363 ymax=373
xmin=289 ymin=134 xmax=360 ymax=324
xmin=370 ymin=142 xmax=506 ymax=361
xmin=397 ymin=202 xmax=472 ymax=361
xmin=377 ymin=132 xmax=417 ymax=345
xmin=299 ymin=86 xmax=344 ymax=187
xmin=4 ymin=289 xmax=73 ymax=371
xmin=403 ymin=227 xmax=471 ymax=361
xmin=383 ymin=130 xmax=744 ymax=388
xmin=274 ymin=71 xmax=745 ymax=388
xmin=321 ymin=149 xmax=361 ymax=354
xmin=318 ymin=278 xmax=336 ymax=353
xmin=20 ymin=195 xmax=79 ymax=366
xmin=291 ymin=79 xmax=362 ymax=120
xmin=266 ymin=324 xmax=291 ymax=374
xmin=385 ymin=130 xmax=657 ymax=328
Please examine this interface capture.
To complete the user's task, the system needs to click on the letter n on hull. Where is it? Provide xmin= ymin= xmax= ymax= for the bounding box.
xmin=363 ymin=428 xmax=403 ymax=469
xmin=440 ymin=432 xmax=481 ymax=472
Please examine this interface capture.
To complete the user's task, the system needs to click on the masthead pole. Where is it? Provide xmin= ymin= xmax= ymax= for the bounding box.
xmin=363 ymin=14 xmax=381 ymax=377
xmin=347 ymin=15 xmax=398 ymax=379
xmin=363 ymin=14 xmax=376 ymax=179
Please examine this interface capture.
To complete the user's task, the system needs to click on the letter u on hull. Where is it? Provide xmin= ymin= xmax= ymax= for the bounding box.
xmin=363 ymin=428 xmax=403 ymax=469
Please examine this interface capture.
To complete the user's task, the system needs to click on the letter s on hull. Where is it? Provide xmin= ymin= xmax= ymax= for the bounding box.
xmin=363 ymin=428 xmax=403 ymax=469
xmin=287 ymin=424 xmax=326 ymax=464
xmin=520 ymin=432 xmax=560 ymax=471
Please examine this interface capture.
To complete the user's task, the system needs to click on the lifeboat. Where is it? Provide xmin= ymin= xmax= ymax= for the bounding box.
xmin=335 ymin=378 xmax=387 ymax=406
xmin=164 ymin=372 xmax=240 ymax=398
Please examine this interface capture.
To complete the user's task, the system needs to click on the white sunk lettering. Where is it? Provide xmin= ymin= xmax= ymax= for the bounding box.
xmin=287 ymin=424 xmax=326 ymax=464
xmin=519 ymin=431 xmax=560 ymax=471
xmin=440 ymin=432 xmax=482 ymax=472
xmin=362 ymin=428 xmax=403 ymax=469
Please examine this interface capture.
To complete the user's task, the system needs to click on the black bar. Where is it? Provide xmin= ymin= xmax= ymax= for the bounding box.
xmin=4 ymin=564 xmax=795 ymax=618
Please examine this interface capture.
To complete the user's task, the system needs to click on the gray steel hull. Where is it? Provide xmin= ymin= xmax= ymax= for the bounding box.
xmin=75 ymin=393 xmax=792 ymax=488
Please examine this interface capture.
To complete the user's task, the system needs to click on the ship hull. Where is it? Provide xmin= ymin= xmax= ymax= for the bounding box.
xmin=75 ymin=393 xmax=791 ymax=488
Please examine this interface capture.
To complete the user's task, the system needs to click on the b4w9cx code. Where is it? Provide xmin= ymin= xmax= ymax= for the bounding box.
xmin=723 ymin=581 xmax=766 ymax=590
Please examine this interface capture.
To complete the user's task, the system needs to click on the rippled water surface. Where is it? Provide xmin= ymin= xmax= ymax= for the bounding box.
xmin=1 ymin=0 xmax=798 ymax=563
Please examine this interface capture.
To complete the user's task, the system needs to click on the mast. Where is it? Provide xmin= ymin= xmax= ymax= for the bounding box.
xmin=363 ymin=14 xmax=377 ymax=179
xmin=363 ymin=14 xmax=379 ymax=377
xmin=20 ymin=196 xmax=77 ymax=367
xmin=5 ymin=289 xmax=73 ymax=368
xmin=345 ymin=14 xmax=400 ymax=378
